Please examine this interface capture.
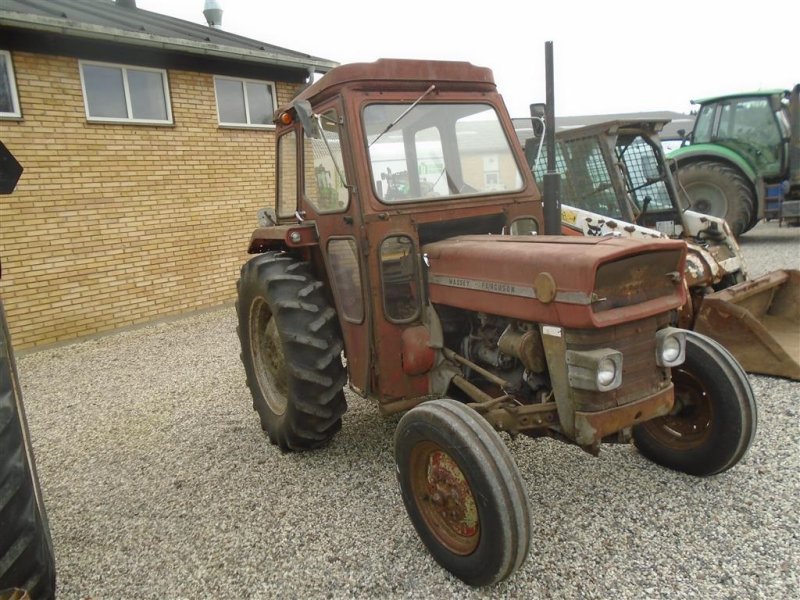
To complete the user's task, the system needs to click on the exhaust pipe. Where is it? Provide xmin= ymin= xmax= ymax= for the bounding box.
xmin=790 ymin=84 xmax=800 ymax=191
xmin=542 ymin=41 xmax=562 ymax=235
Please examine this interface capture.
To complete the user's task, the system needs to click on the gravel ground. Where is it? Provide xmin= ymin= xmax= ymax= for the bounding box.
xmin=16 ymin=220 xmax=800 ymax=599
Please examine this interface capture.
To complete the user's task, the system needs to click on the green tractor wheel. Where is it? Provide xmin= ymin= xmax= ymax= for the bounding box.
xmin=675 ymin=160 xmax=756 ymax=237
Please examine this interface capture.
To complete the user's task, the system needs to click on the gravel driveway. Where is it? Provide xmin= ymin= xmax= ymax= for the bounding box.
xmin=17 ymin=221 xmax=800 ymax=599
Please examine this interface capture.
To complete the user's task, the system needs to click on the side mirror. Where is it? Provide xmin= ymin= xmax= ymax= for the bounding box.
xmin=293 ymin=100 xmax=320 ymax=139
xmin=530 ymin=103 xmax=546 ymax=137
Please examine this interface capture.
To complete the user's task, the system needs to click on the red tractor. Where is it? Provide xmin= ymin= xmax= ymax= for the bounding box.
xmin=237 ymin=60 xmax=756 ymax=586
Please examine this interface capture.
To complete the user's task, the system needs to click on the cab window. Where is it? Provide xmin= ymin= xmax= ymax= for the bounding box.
xmin=305 ymin=109 xmax=349 ymax=212
xmin=277 ymin=130 xmax=297 ymax=217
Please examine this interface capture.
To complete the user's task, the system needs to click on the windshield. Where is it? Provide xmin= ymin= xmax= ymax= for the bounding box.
xmin=533 ymin=136 xmax=623 ymax=219
xmin=363 ymin=103 xmax=523 ymax=203
xmin=616 ymin=136 xmax=673 ymax=213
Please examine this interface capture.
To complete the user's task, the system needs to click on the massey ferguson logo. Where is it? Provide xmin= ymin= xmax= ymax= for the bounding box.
xmin=430 ymin=275 xmax=535 ymax=298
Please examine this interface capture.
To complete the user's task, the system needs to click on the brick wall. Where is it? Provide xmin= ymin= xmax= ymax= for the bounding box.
xmin=0 ymin=51 xmax=300 ymax=348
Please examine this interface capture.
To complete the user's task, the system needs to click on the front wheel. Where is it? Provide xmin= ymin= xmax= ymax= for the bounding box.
xmin=394 ymin=399 xmax=531 ymax=586
xmin=633 ymin=331 xmax=757 ymax=476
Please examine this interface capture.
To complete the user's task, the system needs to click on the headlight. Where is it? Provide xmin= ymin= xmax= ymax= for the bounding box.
xmin=656 ymin=327 xmax=686 ymax=367
xmin=566 ymin=348 xmax=623 ymax=392
xmin=597 ymin=357 xmax=618 ymax=387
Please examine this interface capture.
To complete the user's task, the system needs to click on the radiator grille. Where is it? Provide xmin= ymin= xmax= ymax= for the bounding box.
xmin=566 ymin=315 xmax=671 ymax=412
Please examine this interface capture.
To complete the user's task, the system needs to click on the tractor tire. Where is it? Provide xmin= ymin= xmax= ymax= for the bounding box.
xmin=237 ymin=252 xmax=347 ymax=451
xmin=633 ymin=331 xmax=757 ymax=476
xmin=675 ymin=160 xmax=755 ymax=237
xmin=0 ymin=302 xmax=56 ymax=600
xmin=394 ymin=399 xmax=531 ymax=587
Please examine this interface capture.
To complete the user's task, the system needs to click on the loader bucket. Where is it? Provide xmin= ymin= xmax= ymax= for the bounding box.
xmin=694 ymin=270 xmax=800 ymax=380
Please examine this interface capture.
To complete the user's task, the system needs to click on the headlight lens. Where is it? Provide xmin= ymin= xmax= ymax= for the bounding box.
xmin=661 ymin=336 xmax=682 ymax=364
xmin=597 ymin=357 xmax=617 ymax=387
xmin=655 ymin=328 xmax=686 ymax=367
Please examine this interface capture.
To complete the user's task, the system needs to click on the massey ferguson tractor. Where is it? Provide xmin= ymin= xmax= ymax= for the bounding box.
xmin=236 ymin=59 xmax=757 ymax=586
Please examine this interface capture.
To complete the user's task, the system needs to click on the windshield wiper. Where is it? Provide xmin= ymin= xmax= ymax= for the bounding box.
xmin=368 ymin=84 xmax=436 ymax=147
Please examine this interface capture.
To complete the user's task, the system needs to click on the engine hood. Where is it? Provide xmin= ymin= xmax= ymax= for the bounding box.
xmin=423 ymin=235 xmax=687 ymax=328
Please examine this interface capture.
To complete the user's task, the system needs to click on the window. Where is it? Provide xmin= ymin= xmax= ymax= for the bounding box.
xmin=364 ymin=103 xmax=523 ymax=203
xmin=0 ymin=50 xmax=21 ymax=118
xmin=305 ymin=109 xmax=348 ymax=212
xmin=327 ymin=238 xmax=364 ymax=323
xmin=277 ymin=131 xmax=297 ymax=217
xmin=214 ymin=76 xmax=276 ymax=127
xmin=79 ymin=61 xmax=171 ymax=124
xmin=380 ymin=236 xmax=420 ymax=322
xmin=716 ymin=97 xmax=783 ymax=174
xmin=535 ymin=137 xmax=622 ymax=218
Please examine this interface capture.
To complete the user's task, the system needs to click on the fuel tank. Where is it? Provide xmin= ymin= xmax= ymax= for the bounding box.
xmin=423 ymin=235 xmax=687 ymax=329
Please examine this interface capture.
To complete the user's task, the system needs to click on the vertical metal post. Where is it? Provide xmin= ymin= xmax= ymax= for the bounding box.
xmin=542 ymin=41 xmax=562 ymax=235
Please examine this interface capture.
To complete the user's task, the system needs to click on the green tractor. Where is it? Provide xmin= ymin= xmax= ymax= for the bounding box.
xmin=668 ymin=85 xmax=800 ymax=237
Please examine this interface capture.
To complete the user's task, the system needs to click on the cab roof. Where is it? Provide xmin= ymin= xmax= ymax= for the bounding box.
xmin=285 ymin=58 xmax=496 ymax=111
xmin=691 ymin=89 xmax=789 ymax=105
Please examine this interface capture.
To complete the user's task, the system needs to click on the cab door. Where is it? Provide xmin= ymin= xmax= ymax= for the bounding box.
xmin=296 ymin=100 xmax=372 ymax=396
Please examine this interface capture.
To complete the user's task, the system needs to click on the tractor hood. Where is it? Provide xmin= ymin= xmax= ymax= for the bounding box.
xmin=424 ymin=235 xmax=687 ymax=329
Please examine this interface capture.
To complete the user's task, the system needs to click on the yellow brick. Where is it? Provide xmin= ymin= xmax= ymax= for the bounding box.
xmin=0 ymin=51 xmax=289 ymax=349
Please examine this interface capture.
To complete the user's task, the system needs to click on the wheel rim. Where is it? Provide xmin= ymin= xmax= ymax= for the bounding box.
xmin=684 ymin=181 xmax=729 ymax=218
xmin=249 ymin=297 xmax=288 ymax=415
xmin=641 ymin=367 xmax=714 ymax=449
xmin=408 ymin=441 xmax=480 ymax=556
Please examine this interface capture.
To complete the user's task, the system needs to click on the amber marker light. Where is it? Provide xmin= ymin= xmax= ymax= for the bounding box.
xmin=279 ymin=112 xmax=293 ymax=125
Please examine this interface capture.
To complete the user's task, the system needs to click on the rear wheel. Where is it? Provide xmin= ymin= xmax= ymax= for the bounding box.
xmin=394 ymin=399 xmax=530 ymax=586
xmin=633 ymin=331 xmax=757 ymax=476
xmin=0 ymin=302 xmax=56 ymax=600
xmin=237 ymin=252 xmax=347 ymax=451
xmin=675 ymin=160 xmax=755 ymax=237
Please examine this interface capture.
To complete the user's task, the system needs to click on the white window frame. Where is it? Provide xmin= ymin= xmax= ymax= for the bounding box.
xmin=0 ymin=50 xmax=22 ymax=119
xmin=213 ymin=75 xmax=276 ymax=129
xmin=78 ymin=60 xmax=173 ymax=125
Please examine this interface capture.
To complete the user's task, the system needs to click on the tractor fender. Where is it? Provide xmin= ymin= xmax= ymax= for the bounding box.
xmin=247 ymin=223 xmax=319 ymax=254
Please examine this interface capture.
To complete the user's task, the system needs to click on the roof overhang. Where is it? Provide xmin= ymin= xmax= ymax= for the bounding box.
xmin=0 ymin=10 xmax=338 ymax=73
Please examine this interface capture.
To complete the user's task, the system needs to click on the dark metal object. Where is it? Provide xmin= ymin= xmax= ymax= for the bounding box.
xmin=0 ymin=301 xmax=57 ymax=600
xmin=542 ymin=42 xmax=561 ymax=235
xmin=0 ymin=141 xmax=23 ymax=196
xmin=0 ymin=143 xmax=55 ymax=599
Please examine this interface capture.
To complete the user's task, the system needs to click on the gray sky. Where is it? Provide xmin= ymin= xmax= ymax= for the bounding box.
xmin=137 ymin=0 xmax=797 ymax=118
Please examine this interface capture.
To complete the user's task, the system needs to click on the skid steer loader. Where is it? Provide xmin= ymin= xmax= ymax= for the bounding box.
xmin=524 ymin=118 xmax=800 ymax=380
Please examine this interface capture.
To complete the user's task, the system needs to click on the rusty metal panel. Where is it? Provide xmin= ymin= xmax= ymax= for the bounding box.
xmin=574 ymin=385 xmax=675 ymax=446
xmin=695 ymin=269 xmax=800 ymax=380
xmin=288 ymin=59 xmax=497 ymax=111
xmin=424 ymin=235 xmax=686 ymax=329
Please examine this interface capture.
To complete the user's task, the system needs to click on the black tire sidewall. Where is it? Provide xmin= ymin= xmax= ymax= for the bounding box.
xmin=634 ymin=333 xmax=755 ymax=476
xmin=237 ymin=252 xmax=346 ymax=450
xmin=677 ymin=161 xmax=754 ymax=237
xmin=395 ymin=409 xmax=522 ymax=586
xmin=237 ymin=253 xmax=291 ymax=436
